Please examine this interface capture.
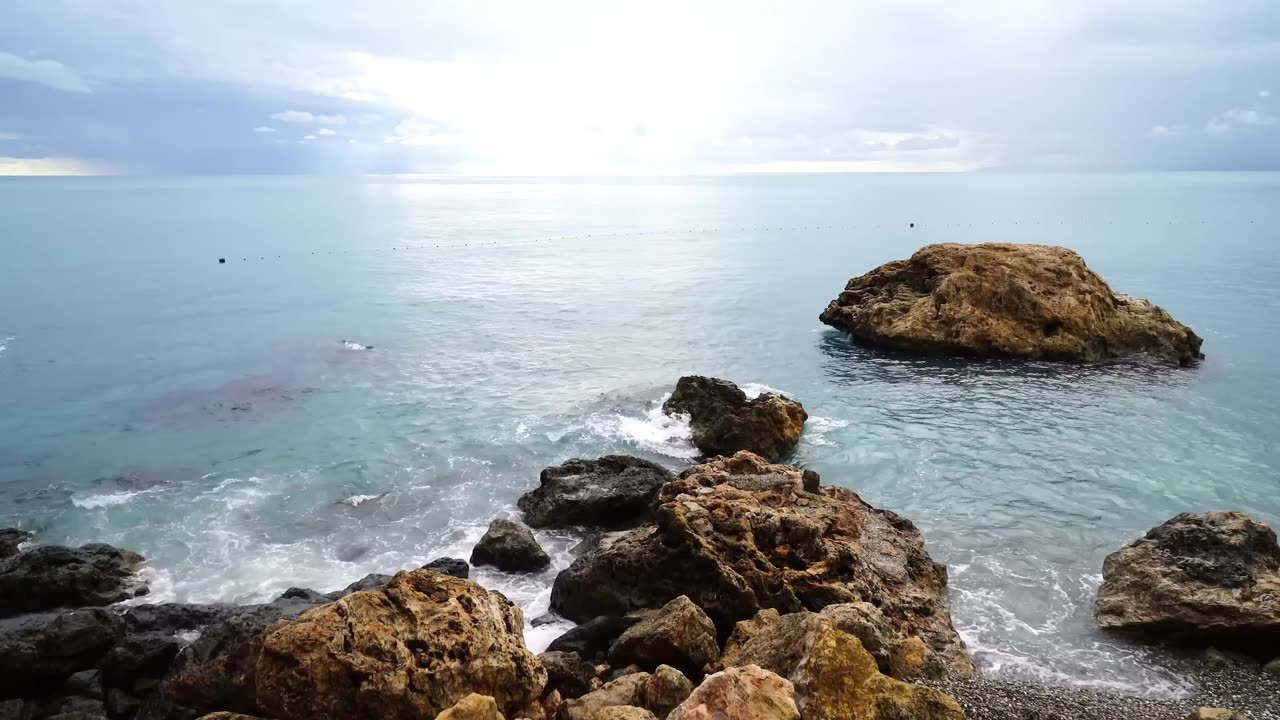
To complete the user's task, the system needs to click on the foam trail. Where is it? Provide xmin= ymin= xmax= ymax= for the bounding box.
xmin=587 ymin=393 xmax=698 ymax=459
xmin=72 ymin=490 xmax=148 ymax=509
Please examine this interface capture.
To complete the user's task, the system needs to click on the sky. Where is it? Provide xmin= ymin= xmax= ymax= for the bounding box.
xmin=1 ymin=0 xmax=1278 ymax=175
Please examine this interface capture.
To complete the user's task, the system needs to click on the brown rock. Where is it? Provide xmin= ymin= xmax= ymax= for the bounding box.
xmin=1188 ymin=709 xmax=1246 ymax=720
xmin=587 ymin=707 xmax=656 ymax=720
xmin=1094 ymin=512 xmax=1280 ymax=656
xmin=667 ymin=665 xmax=798 ymax=720
xmin=254 ymin=570 xmax=546 ymax=720
xmin=557 ymin=666 xmax=691 ymax=720
xmin=539 ymin=651 xmax=598 ymax=700
xmin=721 ymin=610 xmax=964 ymax=720
xmin=608 ymin=595 xmax=718 ymax=679
xmin=663 ymin=376 xmax=807 ymax=461
xmin=435 ymin=694 xmax=505 ymax=720
xmin=551 ymin=452 xmax=972 ymax=677
xmin=819 ymin=242 xmax=1204 ymax=365
xmin=196 ymin=714 xmax=272 ymax=720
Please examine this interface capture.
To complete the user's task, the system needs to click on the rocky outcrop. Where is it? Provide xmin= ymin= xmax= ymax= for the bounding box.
xmin=662 ymin=377 xmax=807 ymax=461
xmin=667 ymin=665 xmax=798 ymax=720
xmin=1094 ymin=512 xmax=1280 ymax=656
xmin=546 ymin=617 xmax=629 ymax=660
xmin=819 ymin=242 xmax=1204 ymax=366
xmin=720 ymin=609 xmax=964 ymax=720
xmin=539 ymin=651 xmax=597 ymax=700
xmin=551 ymin=452 xmax=972 ymax=678
xmin=471 ymin=519 xmax=550 ymax=573
xmin=0 ymin=544 xmax=146 ymax=618
xmin=587 ymin=707 xmax=657 ymax=720
xmin=0 ymin=528 xmax=30 ymax=559
xmin=607 ymin=596 xmax=718 ymax=679
xmin=254 ymin=570 xmax=546 ymax=720
xmin=434 ymin=694 xmax=505 ymax=720
xmin=422 ymin=557 xmax=470 ymax=579
xmin=557 ymin=666 xmax=691 ymax=720
xmin=518 ymin=457 xmax=673 ymax=529
xmin=0 ymin=609 xmax=125 ymax=696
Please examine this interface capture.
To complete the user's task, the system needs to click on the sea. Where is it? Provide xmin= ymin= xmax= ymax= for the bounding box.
xmin=1 ymin=173 xmax=1278 ymax=696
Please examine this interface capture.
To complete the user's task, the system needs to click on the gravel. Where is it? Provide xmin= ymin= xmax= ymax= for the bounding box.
xmin=920 ymin=657 xmax=1280 ymax=720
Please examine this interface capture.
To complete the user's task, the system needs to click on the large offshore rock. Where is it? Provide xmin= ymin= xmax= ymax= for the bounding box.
xmin=720 ymin=610 xmax=964 ymax=720
xmin=518 ymin=457 xmax=673 ymax=529
xmin=254 ymin=570 xmax=546 ymax=720
xmin=1094 ymin=512 xmax=1280 ymax=655
xmin=667 ymin=665 xmax=799 ymax=720
xmin=663 ymin=377 xmax=807 ymax=461
xmin=607 ymin=596 xmax=718 ymax=679
xmin=470 ymin=519 xmax=550 ymax=573
xmin=0 ymin=543 xmax=146 ymax=617
xmin=551 ymin=452 xmax=972 ymax=677
xmin=819 ymin=242 xmax=1204 ymax=365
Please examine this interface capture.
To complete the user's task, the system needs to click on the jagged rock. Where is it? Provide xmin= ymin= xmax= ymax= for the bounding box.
xmin=819 ymin=242 xmax=1204 ymax=366
xmin=817 ymin=603 xmax=895 ymax=676
xmin=587 ymin=708 xmax=656 ymax=720
xmin=1094 ymin=512 xmax=1280 ymax=655
xmin=124 ymin=604 xmax=235 ymax=635
xmin=0 ymin=528 xmax=30 ymax=559
xmin=0 ymin=544 xmax=146 ymax=617
xmin=557 ymin=667 xmax=691 ymax=720
xmin=518 ymin=457 xmax=673 ymax=529
xmin=254 ymin=570 xmax=545 ymax=720
xmin=551 ymin=452 xmax=972 ymax=677
xmin=720 ymin=610 xmax=964 ymax=720
xmin=105 ymin=688 xmax=141 ymax=718
xmin=157 ymin=595 xmax=327 ymax=717
xmin=63 ymin=669 xmax=104 ymax=700
xmin=607 ymin=596 xmax=718 ymax=679
xmin=327 ymin=573 xmax=392 ymax=598
xmin=539 ymin=652 xmax=598 ymax=700
xmin=471 ymin=519 xmax=550 ymax=573
xmin=434 ymin=694 xmax=505 ymax=720
xmin=423 ymin=557 xmax=470 ymax=579
xmin=101 ymin=632 xmax=182 ymax=696
xmin=546 ymin=617 xmax=628 ymax=660
xmin=667 ymin=665 xmax=798 ymax=720
xmin=0 ymin=609 xmax=126 ymax=696
xmin=662 ymin=377 xmax=806 ymax=461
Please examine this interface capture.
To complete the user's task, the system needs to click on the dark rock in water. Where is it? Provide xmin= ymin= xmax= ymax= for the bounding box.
xmin=325 ymin=573 xmax=392 ymax=599
xmin=1095 ymin=512 xmax=1280 ymax=656
xmin=0 ymin=609 xmax=126 ymax=696
xmin=275 ymin=588 xmax=327 ymax=603
xmin=332 ymin=543 xmax=370 ymax=563
xmin=0 ymin=543 xmax=146 ymax=618
xmin=819 ymin=242 xmax=1204 ymax=366
xmin=662 ymin=377 xmax=806 ymax=461
xmin=551 ymin=452 xmax=973 ymax=678
xmin=607 ymin=596 xmax=718 ymax=680
xmin=124 ymin=605 xmax=233 ymax=636
xmin=546 ymin=616 xmax=628 ymax=659
xmin=470 ymin=518 xmax=550 ymax=572
xmin=538 ymin=651 xmax=597 ymax=700
xmin=0 ymin=528 xmax=31 ymax=559
xmin=517 ymin=456 xmax=673 ymax=529
xmin=101 ymin=633 xmax=183 ymax=696
xmin=105 ymin=688 xmax=141 ymax=719
xmin=422 ymin=557 xmax=469 ymax=579
xmin=531 ymin=612 xmax=561 ymax=628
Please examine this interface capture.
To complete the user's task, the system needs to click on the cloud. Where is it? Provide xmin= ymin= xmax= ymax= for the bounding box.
xmin=1150 ymin=125 xmax=1184 ymax=137
xmin=316 ymin=128 xmax=336 ymax=136
xmin=1262 ymin=90 xmax=1273 ymax=98
xmin=1205 ymin=119 xmax=1233 ymax=135
xmin=339 ymin=91 xmax=378 ymax=103
xmin=252 ymin=126 xmax=276 ymax=133
xmin=0 ymin=52 xmax=92 ymax=93
xmin=270 ymin=110 xmax=348 ymax=125
xmin=1221 ymin=107 xmax=1276 ymax=126
xmin=301 ymin=134 xmax=317 ymax=142
xmin=0 ymin=132 xmax=23 ymax=141
xmin=0 ymin=156 xmax=106 ymax=176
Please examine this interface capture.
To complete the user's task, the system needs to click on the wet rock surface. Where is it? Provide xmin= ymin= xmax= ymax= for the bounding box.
xmin=662 ymin=377 xmax=807 ymax=461
xmin=0 ymin=544 xmax=146 ymax=618
xmin=471 ymin=519 xmax=551 ymax=573
xmin=518 ymin=457 xmax=672 ymax=529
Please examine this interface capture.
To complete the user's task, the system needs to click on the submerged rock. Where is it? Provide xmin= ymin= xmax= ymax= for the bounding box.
xmin=254 ymin=570 xmax=546 ymax=720
xmin=607 ymin=596 xmax=719 ymax=679
xmin=551 ymin=452 xmax=972 ymax=678
xmin=0 ymin=543 xmax=146 ymax=618
xmin=1094 ymin=512 xmax=1280 ymax=655
xmin=471 ymin=519 xmax=551 ymax=573
xmin=667 ymin=665 xmax=798 ymax=720
xmin=0 ymin=608 xmax=126 ymax=696
xmin=819 ymin=242 xmax=1204 ymax=366
xmin=518 ymin=456 xmax=673 ymax=529
xmin=662 ymin=377 xmax=807 ymax=461
xmin=720 ymin=609 xmax=964 ymax=720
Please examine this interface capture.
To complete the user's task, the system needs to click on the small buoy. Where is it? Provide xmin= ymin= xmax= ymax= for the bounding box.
xmin=218 ymin=258 xmax=226 ymax=264
xmin=909 ymin=223 xmax=914 ymax=228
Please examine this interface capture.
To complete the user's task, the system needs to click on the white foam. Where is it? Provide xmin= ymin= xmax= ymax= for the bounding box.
xmin=804 ymin=416 xmax=850 ymax=446
xmin=341 ymin=494 xmax=384 ymax=507
xmin=0 ymin=336 xmax=12 ymax=356
xmin=587 ymin=393 xmax=699 ymax=459
xmin=72 ymin=489 xmax=147 ymax=508
xmin=740 ymin=382 xmax=788 ymax=400
xmin=175 ymin=629 xmax=202 ymax=645
xmin=341 ymin=340 xmax=371 ymax=351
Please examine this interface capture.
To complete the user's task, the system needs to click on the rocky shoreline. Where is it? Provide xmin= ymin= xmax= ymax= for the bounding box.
xmin=5 ymin=245 xmax=1276 ymax=720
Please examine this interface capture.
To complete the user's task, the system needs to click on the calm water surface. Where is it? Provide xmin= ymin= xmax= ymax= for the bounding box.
xmin=2 ymin=173 xmax=1278 ymax=694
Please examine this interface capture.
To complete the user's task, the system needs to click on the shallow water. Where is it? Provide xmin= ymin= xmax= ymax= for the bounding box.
xmin=2 ymin=173 xmax=1278 ymax=695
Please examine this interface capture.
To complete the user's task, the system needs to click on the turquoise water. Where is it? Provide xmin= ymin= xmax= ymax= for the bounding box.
xmin=2 ymin=174 xmax=1279 ymax=694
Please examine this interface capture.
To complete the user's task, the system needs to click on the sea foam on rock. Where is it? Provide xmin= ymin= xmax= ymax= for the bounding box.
xmin=820 ymin=242 xmax=1204 ymax=365
xmin=0 ymin=543 xmax=147 ymax=618
xmin=662 ymin=377 xmax=807 ymax=461
xmin=1094 ymin=511 xmax=1280 ymax=659
xmin=550 ymin=451 xmax=973 ymax=679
